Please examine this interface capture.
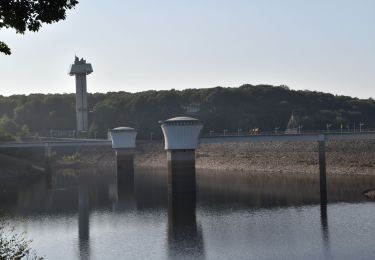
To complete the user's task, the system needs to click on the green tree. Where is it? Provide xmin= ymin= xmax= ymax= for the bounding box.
xmin=0 ymin=115 xmax=34 ymax=141
xmin=1 ymin=85 xmax=375 ymax=139
xmin=0 ymin=221 xmax=43 ymax=259
xmin=0 ymin=0 xmax=78 ymax=55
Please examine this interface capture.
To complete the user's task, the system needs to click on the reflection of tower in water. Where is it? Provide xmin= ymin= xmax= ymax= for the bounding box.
xmin=167 ymin=155 xmax=204 ymax=259
xmin=320 ymin=202 xmax=331 ymax=258
xmin=167 ymin=191 xmax=205 ymax=259
xmin=78 ymin=175 xmax=90 ymax=260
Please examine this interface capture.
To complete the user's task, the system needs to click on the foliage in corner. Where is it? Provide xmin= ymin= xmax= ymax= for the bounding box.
xmin=0 ymin=0 xmax=79 ymax=55
xmin=0 ymin=221 xmax=43 ymax=259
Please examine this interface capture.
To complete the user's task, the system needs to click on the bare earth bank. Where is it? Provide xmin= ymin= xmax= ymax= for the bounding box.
xmin=7 ymin=139 xmax=371 ymax=177
xmin=134 ymin=140 xmax=375 ymax=175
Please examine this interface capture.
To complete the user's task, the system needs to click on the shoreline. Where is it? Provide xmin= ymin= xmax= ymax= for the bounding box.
xmin=134 ymin=140 xmax=375 ymax=175
xmin=1 ymin=140 xmax=375 ymax=178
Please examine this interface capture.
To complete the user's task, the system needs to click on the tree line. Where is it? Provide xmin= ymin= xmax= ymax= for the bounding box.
xmin=1 ymin=84 xmax=375 ymax=141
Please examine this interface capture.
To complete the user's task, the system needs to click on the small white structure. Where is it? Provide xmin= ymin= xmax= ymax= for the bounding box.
xmin=160 ymin=117 xmax=203 ymax=150
xmin=110 ymin=127 xmax=137 ymax=172
xmin=68 ymin=56 xmax=93 ymax=132
xmin=110 ymin=127 xmax=137 ymax=149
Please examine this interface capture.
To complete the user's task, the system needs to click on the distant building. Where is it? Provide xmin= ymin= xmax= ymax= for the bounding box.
xmin=182 ymin=103 xmax=200 ymax=114
xmin=49 ymin=129 xmax=76 ymax=138
xmin=285 ymin=114 xmax=299 ymax=134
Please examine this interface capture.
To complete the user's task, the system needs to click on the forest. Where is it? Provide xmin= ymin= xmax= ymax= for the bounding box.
xmin=0 ymin=84 xmax=374 ymax=141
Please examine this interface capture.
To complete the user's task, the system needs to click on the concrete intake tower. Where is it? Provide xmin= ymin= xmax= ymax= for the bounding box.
xmin=160 ymin=117 xmax=203 ymax=199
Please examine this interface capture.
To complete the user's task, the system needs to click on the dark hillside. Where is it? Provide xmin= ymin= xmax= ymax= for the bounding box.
xmin=1 ymin=85 xmax=374 ymax=139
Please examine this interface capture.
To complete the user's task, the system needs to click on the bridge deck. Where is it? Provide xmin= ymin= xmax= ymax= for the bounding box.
xmin=0 ymin=140 xmax=111 ymax=148
xmin=1 ymin=132 xmax=375 ymax=149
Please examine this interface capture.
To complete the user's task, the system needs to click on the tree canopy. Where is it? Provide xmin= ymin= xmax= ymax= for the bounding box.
xmin=0 ymin=0 xmax=78 ymax=55
xmin=1 ymin=85 xmax=374 ymax=141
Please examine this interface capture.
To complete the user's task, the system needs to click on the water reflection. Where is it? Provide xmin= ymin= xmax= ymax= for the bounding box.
xmin=3 ymin=167 xmax=375 ymax=214
xmin=320 ymin=202 xmax=332 ymax=259
xmin=197 ymin=171 xmax=375 ymax=209
xmin=134 ymin=168 xmax=167 ymax=210
xmin=167 ymin=194 xmax=205 ymax=259
xmin=78 ymin=174 xmax=91 ymax=260
xmin=166 ymin=153 xmax=205 ymax=259
xmin=117 ymin=158 xmax=205 ymax=259
xmin=320 ymin=203 xmax=329 ymax=242
xmin=2 ymin=164 xmax=375 ymax=260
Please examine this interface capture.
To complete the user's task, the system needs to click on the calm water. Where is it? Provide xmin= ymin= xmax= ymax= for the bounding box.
xmin=1 ymin=165 xmax=375 ymax=260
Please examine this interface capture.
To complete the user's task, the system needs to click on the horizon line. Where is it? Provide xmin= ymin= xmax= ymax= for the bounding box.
xmin=0 ymin=84 xmax=373 ymax=100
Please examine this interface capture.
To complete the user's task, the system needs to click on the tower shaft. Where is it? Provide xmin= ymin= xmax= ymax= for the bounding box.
xmin=75 ymin=74 xmax=88 ymax=132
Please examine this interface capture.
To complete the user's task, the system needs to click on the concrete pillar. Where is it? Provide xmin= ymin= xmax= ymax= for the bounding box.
xmin=116 ymin=149 xmax=134 ymax=185
xmin=68 ymin=56 xmax=93 ymax=133
xmin=167 ymin=150 xmax=196 ymax=198
xmin=160 ymin=117 xmax=203 ymax=199
xmin=44 ymin=143 xmax=52 ymax=172
xmin=116 ymin=149 xmax=134 ymax=172
xmin=75 ymin=74 xmax=88 ymax=132
xmin=318 ymin=135 xmax=327 ymax=204
xmin=44 ymin=143 xmax=52 ymax=158
xmin=110 ymin=127 xmax=137 ymax=182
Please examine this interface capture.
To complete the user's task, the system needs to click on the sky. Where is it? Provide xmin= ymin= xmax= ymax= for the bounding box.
xmin=0 ymin=0 xmax=374 ymax=98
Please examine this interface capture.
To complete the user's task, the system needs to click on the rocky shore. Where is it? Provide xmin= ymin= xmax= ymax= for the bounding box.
xmin=2 ymin=140 xmax=374 ymax=178
xmin=134 ymin=140 xmax=375 ymax=175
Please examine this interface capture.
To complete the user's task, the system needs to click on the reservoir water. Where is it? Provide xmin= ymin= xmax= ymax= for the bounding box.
xmin=1 ymin=166 xmax=375 ymax=260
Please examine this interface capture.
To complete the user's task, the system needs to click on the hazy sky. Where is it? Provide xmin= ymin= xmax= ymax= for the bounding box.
xmin=0 ymin=0 xmax=374 ymax=98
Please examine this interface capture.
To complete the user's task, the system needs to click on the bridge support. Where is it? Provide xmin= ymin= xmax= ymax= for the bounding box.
xmin=44 ymin=143 xmax=52 ymax=172
xmin=110 ymin=127 xmax=137 ymax=183
xmin=167 ymin=150 xmax=196 ymax=198
xmin=160 ymin=117 xmax=203 ymax=199
xmin=116 ymin=149 xmax=134 ymax=184
xmin=318 ymin=135 xmax=327 ymax=204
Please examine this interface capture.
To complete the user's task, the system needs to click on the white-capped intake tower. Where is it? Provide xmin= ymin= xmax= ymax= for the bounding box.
xmin=160 ymin=117 xmax=203 ymax=198
xmin=69 ymin=56 xmax=93 ymax=132
xmin=110 ymin=127 xmax=137 ymax=174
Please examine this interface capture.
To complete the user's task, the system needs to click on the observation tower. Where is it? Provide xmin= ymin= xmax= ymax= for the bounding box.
xmin=68 ymin=56 xmax=93 ymax=132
